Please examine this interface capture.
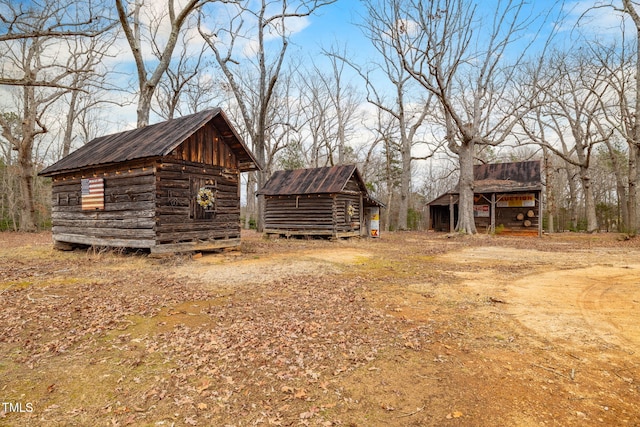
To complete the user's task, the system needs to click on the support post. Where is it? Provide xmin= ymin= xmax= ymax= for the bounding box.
xmin=449 ymin=194 xmax=455 ymax=233
xmin=491 ymin=193 xmax=496 ymax=234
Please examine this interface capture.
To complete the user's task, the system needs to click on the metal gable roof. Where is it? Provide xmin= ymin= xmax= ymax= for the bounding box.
xmin=473 ymin=160 xmax=541 ymax=187
xmin=39 ymin=108 xmax=261 ymax=176
xmin=427 ymin=161 xmax=542 ymax=206
xmin=258 ymin=165 xmax=361 ymax=196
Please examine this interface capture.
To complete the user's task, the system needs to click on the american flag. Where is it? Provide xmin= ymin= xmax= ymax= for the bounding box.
xmin=81 ymin=178 xmax=104 ymax=210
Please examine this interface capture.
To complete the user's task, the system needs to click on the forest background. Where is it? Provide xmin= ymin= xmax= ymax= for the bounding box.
xmin=1 ymin=0 xmax=639 ymax=234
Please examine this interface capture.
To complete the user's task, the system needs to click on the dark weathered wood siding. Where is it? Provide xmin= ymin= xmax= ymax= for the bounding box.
xmin=173 ymin=124 xmax=237 ymax=169
xmin=155 ymin=160 xmax=240 ymax=244
xmin=263 ymin=174 xmax=363 ymax=237
xmin=334 ymin=178 xmax=362 ymax=233
xmin=48 ymin=121 xmax=245 ymax=252
xmin=264 ymin=195 xmax=335 ymax=234
xmin=51 ymin=162 xmax=157 ymax=248
xmin=430 ymin=191 xmax=541 ymax=235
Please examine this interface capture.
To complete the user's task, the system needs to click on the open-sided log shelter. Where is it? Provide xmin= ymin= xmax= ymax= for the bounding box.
xmin=427 ymin=160 xmax=543 ymax=236
xmin=257 ymin=165 xmax=384 ymax=238
xmin=39 ymin=108 xmax=261 ymax=253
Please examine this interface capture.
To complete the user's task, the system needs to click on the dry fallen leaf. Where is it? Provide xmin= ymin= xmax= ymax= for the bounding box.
xmin=299 ymin=410 xmax=315 ymax=419
xmin=294 ymin=388 xmax=308 ymax=399
xmin=198 ymin=379 xmax=211 ymax=394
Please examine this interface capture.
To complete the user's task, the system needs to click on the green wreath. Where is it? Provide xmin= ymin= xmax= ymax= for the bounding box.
xmin=196 ymin=187 xmax=215 ymax=209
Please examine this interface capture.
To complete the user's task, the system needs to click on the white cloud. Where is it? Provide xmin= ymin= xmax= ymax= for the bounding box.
xmin=562 ymin=1 xmax=628 ymax=39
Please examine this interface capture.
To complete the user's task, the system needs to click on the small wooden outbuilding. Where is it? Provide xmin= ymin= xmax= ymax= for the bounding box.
xmin=39 ymin=108 xmax=261 ymax=253
xmin=427 ymin=160 xmax=543 ymax=236
xmin=257 ymin=165 xmax=383 ymax=238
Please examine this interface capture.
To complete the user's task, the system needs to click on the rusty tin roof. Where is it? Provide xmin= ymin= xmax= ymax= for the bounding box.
xmin=258 ymin=165 xmax=362 ymax=195
xmin=428 ymin=160 xmax=542 ymax=206
xmin=39 ymin=108 xmax=261 ymax=176
xmin=473 ymin=160 xmax=542 ymax=192
xmin=258 ymin=165 xmax=384 ymax=207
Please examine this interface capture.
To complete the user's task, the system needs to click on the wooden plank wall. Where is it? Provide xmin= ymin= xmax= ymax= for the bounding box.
xmin=49 ymin=124 xmax=244 ymax=250
xmin=264 ymin=197 xmax=362 ymax=235
xmin=175 ymin=124 xmax=236 ymax=169
xmin=51 ymin=164 xmax=156 ymax=247
xmin=155 ymin=160 xmax=240 ymax=244
xmin=264 ymin=195 xmax=335 ymax=233
xmin=334 ymin=193 xmax=361 ymax=232
xmin=335 ymin=177 xmax=362 ymax=233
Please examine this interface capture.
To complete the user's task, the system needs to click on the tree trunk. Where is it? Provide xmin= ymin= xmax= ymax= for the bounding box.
xmin=544 ymin=147 xmax=555 ymax=233
xmin=579 ymin=166 xmax=598 ymax=233
xmin=630 ymin=145 xmax=640 ymax=234
xmin=16 ymin=85 xmax=38 ymax=232
xmin=256 ymin=172 xmax=266 ymax=232
xmin=562 ymin=163 xmax=578 ymax=231
xmin=244 ymin=172 xmax=256 ymax=229
xmin=455 ymin=140 xmax=477 ymax=234
xmin=604 ymin=139 xmax=629 ymax=232
xmin=397 ymin=128 xmax=411 ymax=230
xmin=62 ymin=89 xmax=79 ymax=157
xmin=254 ymin=115 xmax=267 ymax=232
xmin=137 ymin=84 xmax=154 ymax=128
xmin=17 ymin=135 xmax=36 ymax=232
xmin=384 ymin=191 xmax=393 ymax=232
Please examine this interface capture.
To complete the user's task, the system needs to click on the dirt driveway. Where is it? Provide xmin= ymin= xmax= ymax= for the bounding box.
xmin=437 ymin=244 xmax=640 ymax=350
xmin=174 ymin=232 xmax=640 ymax=425
xmin=180 ymin=233 xmax=640 ymax=353
xmin=1 ymin=230 xmax=639 ymax=426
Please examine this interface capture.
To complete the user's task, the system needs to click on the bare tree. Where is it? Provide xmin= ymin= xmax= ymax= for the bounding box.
xmin=317 ymin=44 xmax=362 ymax=166
xmin=582 ymin=37 xmax=632 ymax=233
xmin=0 ymin=0 xmax=112 ymax=82
xmin=151 ymin=26 xmax=210 ymax=120
xmin=264 ymin=67 xmax=303 ymax=174
xmin=296 ymin=65 xmax=333 ymax=167
xmin=357 ymin=2 xmax=442 ymax=230
xmin=198 ymin=0 xmax=336 ymax=231
xmin=58 ymin=34 xmax=119 ymax=158
xmin=584 ymin=3 xmax=640 ymax=232
xmin=0 ymin=0 xmax=111 ymax=231
xmin=293 ymin=48 xmax=363 ymax=169
xmin=115 ymin=0 xmax=208 ymax=127
xmin=521 ymin=49 xmax=612 ymax=233
xmin=369 ymin=0 xmax=550 ymax=234
xmin=612 ymin=0 xmax=640 ymax=232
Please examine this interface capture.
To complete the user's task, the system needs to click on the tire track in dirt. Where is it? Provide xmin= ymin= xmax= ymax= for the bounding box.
xmin=436 ymin=245 xmax=640 ymax=353
xmin=576 ymin=269 xmax=640 ymax=350
xmin=502 ymin=264 xmax=640 ymax=354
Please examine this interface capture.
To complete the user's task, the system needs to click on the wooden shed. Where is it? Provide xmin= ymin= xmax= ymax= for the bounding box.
xmin=257 ymin=165 xmax=383 ymax=238
xmin=39 ymin=108 xmax=261 ymax=253
xmin=427 ymin=160 xmax=543 ymax=236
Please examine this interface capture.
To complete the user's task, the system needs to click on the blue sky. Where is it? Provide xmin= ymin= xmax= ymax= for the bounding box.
xmin=291 ymin=0 xmax=367 ymax=51
xmin=0 ymin=0 xmax=631 ymax=150
xmin=280 ymin=0 xmax=378 ymax=71
xmin=291 ymin=0 xmax=627 ymax=62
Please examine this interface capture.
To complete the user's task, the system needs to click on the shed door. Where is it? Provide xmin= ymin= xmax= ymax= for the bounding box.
xmin=191 ymin=177 xmax=217 ymax=220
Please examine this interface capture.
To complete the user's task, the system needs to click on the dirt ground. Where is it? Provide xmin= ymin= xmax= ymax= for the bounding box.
xmin=0 ymin=230 xmax=639 ymax=426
